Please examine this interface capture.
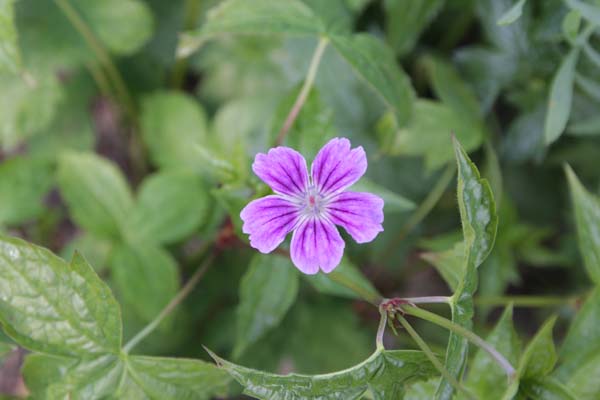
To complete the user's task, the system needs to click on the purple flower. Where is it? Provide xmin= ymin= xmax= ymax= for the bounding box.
xmin=240 ymin=137 xmax=384 ymax=274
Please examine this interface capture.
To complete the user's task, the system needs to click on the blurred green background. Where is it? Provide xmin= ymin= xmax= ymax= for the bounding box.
xmin=1 ymin=0 xmax=600 ymax=398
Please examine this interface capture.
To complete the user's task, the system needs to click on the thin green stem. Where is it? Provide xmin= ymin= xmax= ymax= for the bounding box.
xmin=381 ymin=162 xmax=456 ymax=260
xmin=376 ymin=309 xmax=387 ymax=350
xmin=171 ymin=0 xmax=203 ymax=88
xmin=402 ymin=305 xmax=516 ymax=378
xmin=55 ymin=0 xmax=136 ymax=121
xmin=397 ymin=316 xmax=476 ymax=400
xmin=123 ymin=253 xmax=215 ymax=353
xmin=86 ymin=62 xmax=112 ymax=98
xmin=475 ymin=295 xmax=576 ymax=308
xmin=400 ymin=296 xmax=452 ymax=305
xmin=275 ymin=37 xmax=329 ymax=145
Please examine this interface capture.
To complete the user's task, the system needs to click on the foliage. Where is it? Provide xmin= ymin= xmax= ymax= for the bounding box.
xmin=1 ymin=0 xmax=600 ymax=399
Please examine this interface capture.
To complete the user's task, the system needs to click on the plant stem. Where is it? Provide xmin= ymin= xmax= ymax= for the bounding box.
xmin=55 ymin=0 xmax=136 ymax=121
xmin=171 ymin=0 xmax=203 ymax=88
xmin=86 ymin=62 xmax=112 ymax=98
xmin=123 ymin=253 xmax=215 ymax=353
xmin=402 ymin=305 xmax=516 ymax=378
xmin=397 ymin=315 xmax=476 ymax=400
xmin=475 ymin=295 xmax=576 ymax=308
xmin=400 ymin=296 xmax=452 ymax=305
xmin=376 ymin=309 xmax=387 ymax=350
xmin=275 ymin=37 xmax=328 ymax=146
xmin=381 ymin=162 xmax=456 ymax=260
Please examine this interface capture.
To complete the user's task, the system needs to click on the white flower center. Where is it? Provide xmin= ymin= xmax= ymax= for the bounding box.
xmin=302 ymin=185 xmax=328 ymax=218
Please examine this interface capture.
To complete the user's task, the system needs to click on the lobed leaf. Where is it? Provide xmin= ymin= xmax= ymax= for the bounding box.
xmin=209 ymin=348 xmax=437 ymax=400
xmin=436 ymin=138 xmax=498 ymax=399
xmin=0 ymin=235 xmax=122 ymax=357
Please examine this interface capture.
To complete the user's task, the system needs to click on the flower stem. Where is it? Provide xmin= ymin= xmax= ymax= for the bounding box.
xmin=381 ymin=162 xmax=456 ymax=260
xmin=171 ymin=0 xmax=203 ymax=88
xmin=123 ymin=253 xmax=215 ymax=353
xmin=397 ymin=315 xmax=477 ymax=400
xmin=376 ymin=309 xmax=387 ymax=350
xmin=399 ymin=296 xmax=452 ymax=305
xmin=402 ymin=305 xmax=516 ymax=378
xmin=275 ymin=37 xmax=329 ymax=146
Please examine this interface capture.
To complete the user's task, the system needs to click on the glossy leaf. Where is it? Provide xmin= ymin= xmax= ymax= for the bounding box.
xmin=0 ymin=0 xmax=20 ymax=73
xmin=234 ymin=253 xmax=299 ymax=358
xmin=57 ymin=152 xmax=134 ymax=240
xmin=23 ymin=353 xmax=230 ymax=399
xmin=565 ymin=166 xmax=600 ymax=284
xmin=466 ymin=306 xmax=521 ymax=399
xmin=545 ymin=49 xmax=578 ymax=145
xmin=127 ymin=170 xmax=210 ymax=245
xmin=521 ymin=377 xmax=577 ymax=400
xmin=330 ymin=33 xmax=415 ymax=125
xmin=140 ymin=91 xmax=209 ymax=172
xmin=436 ymin=138 xmax=498 ymax=399
xmin=557 ymin=288 xmax=600 ymax=379
xmin=76 ymin=0 xmax=154 ymax=55
xmin=497 ymin=0 xmax=526 ymax=26
xmin=384 ymin=0 xmax=444 ymax=55
xmin=304 ymin=257 xmax=381 ymax=301
xmin=0 ymin=235 xmax=121 ymax=357
xmin=110 ymin=243 xmax=179 ymax=323
xmin=209 ymin=348 xmax=436 ymax=400
xmin=565 ymin=0 xmax=600 ymax=27
xmin=0 ymin=156 xmax=53 ymax=226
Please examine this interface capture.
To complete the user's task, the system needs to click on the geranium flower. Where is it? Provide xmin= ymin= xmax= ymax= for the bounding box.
xmin=240 ymin=137 xmax=384 ymax=274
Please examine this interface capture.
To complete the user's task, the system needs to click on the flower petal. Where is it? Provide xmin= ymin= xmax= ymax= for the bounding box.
xmin=240 ymin=195 xmax=300 ymax=253
xmin=290 ymin=218 xmax=345 ymax=274
xmin=311 ymin=138 xmax=367 ymax=196
xmin=327 ymin=192 xmax=384 ymax=243
xmin=253 ymin=147 xmax=309 ymax=197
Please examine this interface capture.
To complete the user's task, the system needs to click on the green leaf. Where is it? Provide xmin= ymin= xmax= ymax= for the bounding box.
xmin=568 ymin=114 xmax=600 ymax=136
xmin=565 ymin=166 xmax=600 ymax=284
xmin=557 ymin=288 xmax=600 ymax=379
xmin=57 ymin=152 xmax=134 ymax=240
xmin=23 ymin=353 xmax=230 ymax=399
xmin=383 ymin=0 xmax=444 ymax=56
xmin=562 ymin=10 xmax=581 ymax=43
xmin=466 ymin=305 xmax=521 ymax=399
xmin=234 ymin=253 xmax=299 ymax=358
xmin=519 ymin=316 xmax=558 ymax=379
xmin=303 ymin=257 xmax=381 ymax=300
xmin=351 ymin=178 xmax=415 ymax=213
xmin=0 ymin=156 xmax=53 ymax=226
xmin=436 ymin=138 xmax=498 ymax=399
xmin=0 ymin=235 xmax=121 ymax=356
xmin=381 ymin=99 xmax=483 ymax=171
xmin=566 ymin=352 xmax=600 ymax=400
xmin=209 ymin=348 xmax=437 ymax=400
xmin=140 ymin=91 xmax=208 ymax=172
xmin=110 ymin=243 xmax=179 ymax=323
xmin=123 ymin=356 xmax=230 ymax=399
xmin=497 ymin=0 xmax=527 ymax=26
xmin=565 ymin=0 xmax=600 ymax=27
xmin=545 ymin=49 xmax=579 ymax=145
xmin=75 ymin=0 xmax=154 ymax=55
xmin=329 ymin=33 xmax=415 ymax=125
xmin=0 ymin=0 xmax=21 ymax=73
xmin=127 ymin=170 xmax=210 ymax=245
